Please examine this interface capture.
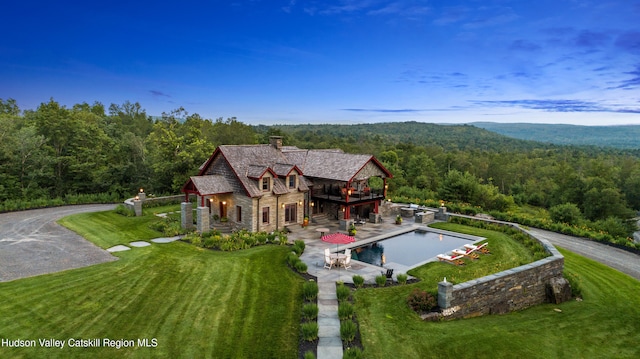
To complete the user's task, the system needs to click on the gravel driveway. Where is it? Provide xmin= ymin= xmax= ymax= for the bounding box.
xmin=0 ymin=204 xmax=118 ymax=282
xmin=527 ymin=227 xmax=640 ymax=281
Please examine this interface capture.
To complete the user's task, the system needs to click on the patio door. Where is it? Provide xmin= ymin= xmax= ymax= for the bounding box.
xmin=284 ymin=203 xmax=297 ymax=223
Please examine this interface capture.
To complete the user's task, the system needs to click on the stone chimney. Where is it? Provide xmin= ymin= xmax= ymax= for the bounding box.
xmin=269 ymin=136 xmax=283 ymax=150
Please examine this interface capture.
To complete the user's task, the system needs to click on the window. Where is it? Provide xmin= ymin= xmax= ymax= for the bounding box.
xmin=262 ymin=177 xmax=270 ymax=191
xmin=262 ymin=207 xmax=270 ymax=224
xmin=288 ymin=174 xmax=296 ymax=189
xmin=236 ymin=205 xmax=242 ymax=222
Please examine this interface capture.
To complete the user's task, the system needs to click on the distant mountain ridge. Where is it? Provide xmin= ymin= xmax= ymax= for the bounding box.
xmin=472 ymin=122 xmax=640 ymax=149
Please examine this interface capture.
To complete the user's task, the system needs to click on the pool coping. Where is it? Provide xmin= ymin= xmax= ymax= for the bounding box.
xmin=338 ymin=224 xmax=487 ymax=272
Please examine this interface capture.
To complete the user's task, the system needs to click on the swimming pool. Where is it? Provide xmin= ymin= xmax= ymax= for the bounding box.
xmin=351 ymin=229 xmax=482 ymax=268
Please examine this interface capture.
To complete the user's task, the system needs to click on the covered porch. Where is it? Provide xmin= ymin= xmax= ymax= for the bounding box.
xmin=181 ymin=175 xmax=234 ymax=233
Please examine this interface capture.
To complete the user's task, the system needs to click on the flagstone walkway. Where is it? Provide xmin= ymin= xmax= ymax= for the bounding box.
xmin=291 ymin=216 xmax=419 ymax=359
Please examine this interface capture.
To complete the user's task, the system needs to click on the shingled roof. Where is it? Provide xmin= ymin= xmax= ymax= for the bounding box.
xmin=187 ymin=141 xmax=389 ymax=198
xmin=183 ymin=175 xmax=234 ymax=195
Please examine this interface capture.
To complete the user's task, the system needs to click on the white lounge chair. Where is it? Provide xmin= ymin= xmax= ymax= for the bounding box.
xmin=452 ymin=248 xmax=480 ymax=259
xmin=437 ymin=253 xmax=465 ymax=265
xmin=464 ymin=242 xmax=489 ymax=254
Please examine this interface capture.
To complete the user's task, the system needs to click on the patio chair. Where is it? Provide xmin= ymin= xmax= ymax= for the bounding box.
xmin=324 ymin=248 xmax=336 ymax=269
xmin=381 ymin=268 xmax=394 ymax=280
xmin=342 ymin=254 xmax=352 ymax=269
xmin=437 ymin=254 xmax=465 ymax=266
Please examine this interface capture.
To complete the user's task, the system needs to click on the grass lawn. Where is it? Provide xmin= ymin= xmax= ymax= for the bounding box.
xmin=0 ymin=242 xmax=304 ymax=358
xmin=353 ymin=223 xmax=640 ymax=358
xmin=57 ymin=204 xmax=181 ymax=249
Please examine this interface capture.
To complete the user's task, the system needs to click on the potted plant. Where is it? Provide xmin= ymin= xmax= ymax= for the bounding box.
xmin=303 ymin=215 xmax=309 ymax=227
xmin=348 ymin=223 xmax=357 ymax=236
xmin=395 ymin=215 xmax=403 ymax=225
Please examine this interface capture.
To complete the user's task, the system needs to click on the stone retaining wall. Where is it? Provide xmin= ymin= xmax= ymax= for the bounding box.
xmin=437 ymin=213 xmax=566 ymax=320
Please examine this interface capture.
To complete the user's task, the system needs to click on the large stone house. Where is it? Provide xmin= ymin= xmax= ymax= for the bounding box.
xmin=181 ymin=136 xmax=393 ymax=233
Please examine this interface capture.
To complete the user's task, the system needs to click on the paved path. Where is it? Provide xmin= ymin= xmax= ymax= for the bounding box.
xmin=527 ymin=227 xmax=640 ymax=281
xmin=0 ymin=204 xmax=117 ymax=282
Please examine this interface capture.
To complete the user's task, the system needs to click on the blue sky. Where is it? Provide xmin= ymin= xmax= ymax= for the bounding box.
xmin=1 ymin=0 xmax=639 ymax=125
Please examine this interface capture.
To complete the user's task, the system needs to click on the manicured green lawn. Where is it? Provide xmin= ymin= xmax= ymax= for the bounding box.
xmin=57 ymin=205 xmax=180 ymax=249
xmin=0 ymin=243 xmax=304 ymax=358
xmin=354 ymin=223 xmax=640 ymax=358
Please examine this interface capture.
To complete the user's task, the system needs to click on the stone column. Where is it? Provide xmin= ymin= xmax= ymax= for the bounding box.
xmin=138 ymin=190 xmax=146 ymax=201
xmin=133 ymin=198 xmax=143 ymax=217
xmin=197 ymin=206 xmax=210 ymax=233
xmin=438 ymin=280 xmax=453 ymax=309
xmin=435 ymin=206 xmax=449 ymax=221
xmin=339 ymin=219 xmax=354 ymax=231
xmin=181 ymin=202 xmax=193 ymax=230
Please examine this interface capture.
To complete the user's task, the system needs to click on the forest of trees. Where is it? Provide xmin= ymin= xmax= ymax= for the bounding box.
xmin=2 ymin=98 xmax=639 ymax=241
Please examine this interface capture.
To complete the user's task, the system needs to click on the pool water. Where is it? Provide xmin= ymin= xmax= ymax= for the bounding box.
xmin=351 ymin=230 xmax=475 ymax=267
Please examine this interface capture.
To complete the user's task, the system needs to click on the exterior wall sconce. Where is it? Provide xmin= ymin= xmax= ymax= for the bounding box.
xmin=299 ymin=200 xmax=303 ymax=206
xmin=282 ymin=203 xmax=285 ymax=208
xmin=222 ymin=201 xmax=227 ymax=206
xmin=347 ymin=189 xmax=352 ymax=196
xmin=310 ymin=202 xmax=315 ymax=207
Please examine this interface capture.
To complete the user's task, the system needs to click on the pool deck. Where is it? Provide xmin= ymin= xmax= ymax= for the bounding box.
xmin=289 ymin=214 xmax=480 ymax=359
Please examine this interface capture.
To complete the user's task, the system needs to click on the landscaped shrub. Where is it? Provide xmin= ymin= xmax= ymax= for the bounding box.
xmin=287 ymin=252 xmax=300 ymax=267
xmin=294 ymin=239 xmax=305 ymax=252
xmin=303 ymin=350 xmax=316 ymax=359
xmin=338 ymin=303 xmax=355 ymax=320
xmin=375 ymin=275 xmax=387 ymax=287
xmin=188 ymin=235 xmax=203 ymax=247
xmin=301 ymin=322 xmax=319 ymax=341
xmin=303 ymin=280 xmax=319 ymax=301
xmin=114 ymin=204 xmax=135 ymax=217
xmin=278 ymin=232 xmax=288 ymax=245
xmin=295 ymin=260 xmax=308 ymax=273
xmin=352 ymin=275 xmax=365 ymax=288
xmin=340 ymin=320 xmax=357 ymax=343
xmin=564 ymin=270 xmax=583 ymax=299
xmin=343 ymin=347 xmax=364 ymax=359
xmin=407 ymin=288 xmax=436 ymax=313
xmin=302 ymin=304 xmax=319 ymax=320
xmin=336 ymin=284 xmax=351 ymax=302
xmin=396 ymin=273 xmax=408 ymax=285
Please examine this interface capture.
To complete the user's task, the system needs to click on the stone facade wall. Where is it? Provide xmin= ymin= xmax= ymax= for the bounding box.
xmin=438 ymin=214 xmax=566 ymax=320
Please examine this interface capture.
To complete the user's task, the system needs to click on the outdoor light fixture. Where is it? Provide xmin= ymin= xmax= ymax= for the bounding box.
xmin=135 ymin=196 xmax=139 ymax=200
xmin=139 ymin=188 xmax=144 ymax=193
xmin=299 ymin=200 xmax=303 ymax=206
xmin=282 ymin=203 xmax=285 ymax=208
xmin=222 ymin=201 xmax=227 ymax=205
xmin=209 ymin=198 xmax=213 ymax=203
xmin=347 ymin=189 xmax=352 ymax=196
xmin=311 ymin=202 xmax=315 ymax=207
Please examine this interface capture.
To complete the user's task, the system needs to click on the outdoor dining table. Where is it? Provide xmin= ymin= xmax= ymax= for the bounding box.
xmin=315 ymin=227 xmax=330 ymax=238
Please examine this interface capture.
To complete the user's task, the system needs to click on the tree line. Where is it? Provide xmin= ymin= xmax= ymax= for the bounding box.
xmin=2 ymin=98 xmax=639 ymax=237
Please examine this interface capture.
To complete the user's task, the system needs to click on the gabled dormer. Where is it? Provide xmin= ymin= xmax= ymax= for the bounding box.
xmin=247 ymin=165 xmax=276 ymax=193
xmin=272 ymin=163 xmax=304 ymax=192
